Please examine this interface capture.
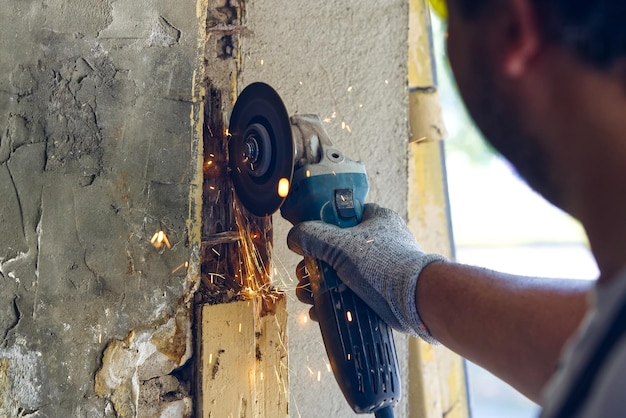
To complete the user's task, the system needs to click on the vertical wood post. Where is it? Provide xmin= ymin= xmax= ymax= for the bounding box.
xmin=200 ymin=297 xmax=288 ymax=417
xmin=407 ymin=1 xmax=470 ymax=417
xmin=194 ymin=1 xmax=289 ymax=416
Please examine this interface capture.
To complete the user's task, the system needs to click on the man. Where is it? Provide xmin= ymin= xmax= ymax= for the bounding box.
xmin=287 ymin=0 xmax=626 ymax=416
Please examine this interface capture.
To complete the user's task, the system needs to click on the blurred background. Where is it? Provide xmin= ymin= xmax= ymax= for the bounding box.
xmin=430 ymin=13 xmax=600 ymax=418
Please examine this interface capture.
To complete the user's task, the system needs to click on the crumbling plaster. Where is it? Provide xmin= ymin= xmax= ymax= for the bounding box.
xmin=0 ymin=0 xmax=201 ymax=416
xmin=239 ymin=1 xmax=411 ymax=416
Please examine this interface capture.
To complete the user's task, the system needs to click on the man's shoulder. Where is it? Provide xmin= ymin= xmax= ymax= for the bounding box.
xmin=541 ymin=269 xmax=626 ymax=418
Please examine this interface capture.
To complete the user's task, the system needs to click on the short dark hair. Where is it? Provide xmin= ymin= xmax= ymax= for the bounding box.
xmin=455 ymin=0 xmax=626 ymax=69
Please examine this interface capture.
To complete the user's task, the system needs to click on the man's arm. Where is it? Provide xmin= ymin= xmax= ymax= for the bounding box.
xmin=417 ymin=261 xmax=591 ymax=403
xmin=287 ymin=204 xmax=593 ymax=404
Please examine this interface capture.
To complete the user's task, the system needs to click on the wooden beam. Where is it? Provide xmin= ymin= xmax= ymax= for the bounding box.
xmin=200 ymin=296 xmax=288 ymax=417
xmin=407 ymin=1 xmax=470 ymax=417
xmin=193 ymin=1 xmax=290 ymax=415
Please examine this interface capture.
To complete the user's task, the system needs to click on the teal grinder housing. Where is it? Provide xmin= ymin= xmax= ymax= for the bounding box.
xmin=228 ymin=83 xmax=401 ymax=417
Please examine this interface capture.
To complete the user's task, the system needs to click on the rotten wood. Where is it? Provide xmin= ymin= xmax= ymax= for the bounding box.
xmin=194 ymin=3 xmax=288 ymax=417
xmin=197 ymin=80 xmax=274 ymax=306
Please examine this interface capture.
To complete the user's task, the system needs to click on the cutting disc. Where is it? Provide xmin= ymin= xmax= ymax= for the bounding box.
xmin=228 ymin=82 xmax=294 ymax=217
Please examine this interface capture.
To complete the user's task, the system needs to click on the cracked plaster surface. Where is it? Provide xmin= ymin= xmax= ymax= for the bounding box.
xmin=94 ymin=310 xmax=193 ymax=418
xmin=0 ymin=0 xmax=201 ymax=416
xmin=0 ymin=343 xmax=44 ymax=416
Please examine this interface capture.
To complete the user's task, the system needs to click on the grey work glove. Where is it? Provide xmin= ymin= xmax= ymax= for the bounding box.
xmin=287 ymin=203 xmax=446 ymax=344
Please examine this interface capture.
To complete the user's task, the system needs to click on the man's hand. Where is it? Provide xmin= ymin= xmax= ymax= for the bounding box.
xmin=287 ymin=203 xmax=446 ymax=343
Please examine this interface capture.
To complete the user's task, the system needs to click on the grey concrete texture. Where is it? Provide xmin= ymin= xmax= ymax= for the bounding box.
xmin=239 ymin=1 xmax=411 ymax=416
xmin=0 ymin=0 xmax=200 ymax=416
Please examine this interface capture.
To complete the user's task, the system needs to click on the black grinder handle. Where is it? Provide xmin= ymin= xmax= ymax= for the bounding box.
xmin=305 ymin=257 xmax=401 ymax=414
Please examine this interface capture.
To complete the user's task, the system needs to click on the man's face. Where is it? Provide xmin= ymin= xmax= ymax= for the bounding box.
xmin=445 ymin=0 xmax=563 ymax=208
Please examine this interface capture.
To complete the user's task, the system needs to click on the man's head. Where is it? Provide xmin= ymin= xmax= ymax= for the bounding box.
xmin=453 ymin=0 xmax=626 ymax=69
xmin=444 ymin=0 xmax=626 ymax=213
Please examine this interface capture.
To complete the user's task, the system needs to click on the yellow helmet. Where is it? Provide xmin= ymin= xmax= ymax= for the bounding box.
xmin=428 ymin=0 xmax=448 ymax=20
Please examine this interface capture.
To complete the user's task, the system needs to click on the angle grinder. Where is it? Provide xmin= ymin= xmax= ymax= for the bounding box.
xmin=229 ymin=82 xmax=401 ymax=417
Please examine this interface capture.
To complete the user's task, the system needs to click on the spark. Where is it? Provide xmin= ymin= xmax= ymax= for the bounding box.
xmin=211 ymin=199 xmax=288 ymax=305
xmin=299 ymin=81 xmax=303 ymax=85
xmin=209 ymin=186 xmax=216 ymax=190
xmin=325 ymin=361 xmax=332 ymax=373
xmin=346 ymin=311 xmax=353 ymax=322
xmin=385 ymin=79 xmax=389 ymax=84
xmin=209 ymin=273 xmax=226 ymax=283
xmin=277 ymin=178 xmax=290 ymax=198
xmin=150 ymin=230 xmax=171 ymax=249
xmin=212 ymin=248 xmax=221 ymax=256
xmin=171 ymin=261 xmax=189 ymax=273
xmin=260 ymin=59 xmax=264 ymax=65
xmin=317 ymin=371 xmax=321 ymax=382
xmin=305 ymin=170 xmax=311 ymax=178
xmin=359 ymin=103 xmax=363 ymax=108
xmin=341 ymin=121 xmax=346 ymax=130
xmin=323 ymin=118 xmax=331 ymax=123
xmin=347 ymin=86 xmax=353 ymax=92
xmin=98 ymin=333 xmax=102 ymax=344
xmin=345 ymin=124 xmax=352 ymax=133
xmin=366 ymin=239 xmax=375 ymax=243
xmin=209 ymin=353 xmax=213 ymax=364
xmin=225 ymin=129 xmax=231 ymax=137
xmin=275 ymin=368 xmax=282 ymax=385
xmin=272 ymin=253 xmax=298 ymax=290
xmin=260 ymin=372 xmax=264 ymax=381
xmin=239 ymin=323 xmax=242 ymax=333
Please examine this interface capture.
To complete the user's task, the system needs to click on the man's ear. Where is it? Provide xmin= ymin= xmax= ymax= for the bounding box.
xmin=502 ymin=0 xmax=541 ymax=78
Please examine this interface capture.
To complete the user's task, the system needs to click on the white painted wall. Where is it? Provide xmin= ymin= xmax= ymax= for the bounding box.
xmin=240 ymin=2 xmax=411 ymax=416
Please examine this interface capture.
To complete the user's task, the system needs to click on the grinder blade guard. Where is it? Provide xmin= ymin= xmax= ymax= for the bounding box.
xmin=228 ymin=82 xmax=294 ymax=217
xmin=229 ymin=83 xmax=401 ymax=417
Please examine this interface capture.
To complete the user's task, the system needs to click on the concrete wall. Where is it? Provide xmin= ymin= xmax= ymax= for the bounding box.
xmin=240 ymin=1 xmax=411 ymax=416
xmin=0 ymin=0 xmax=410 ymax=416
xmin=0 ymin=1 xmax=202 ymax=416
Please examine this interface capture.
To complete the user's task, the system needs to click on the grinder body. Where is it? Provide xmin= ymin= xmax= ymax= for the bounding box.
xmin=282 ymin=116 xmax=401 ymax=415
xmin=229 ymin=83 xmax=401 ymax=416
